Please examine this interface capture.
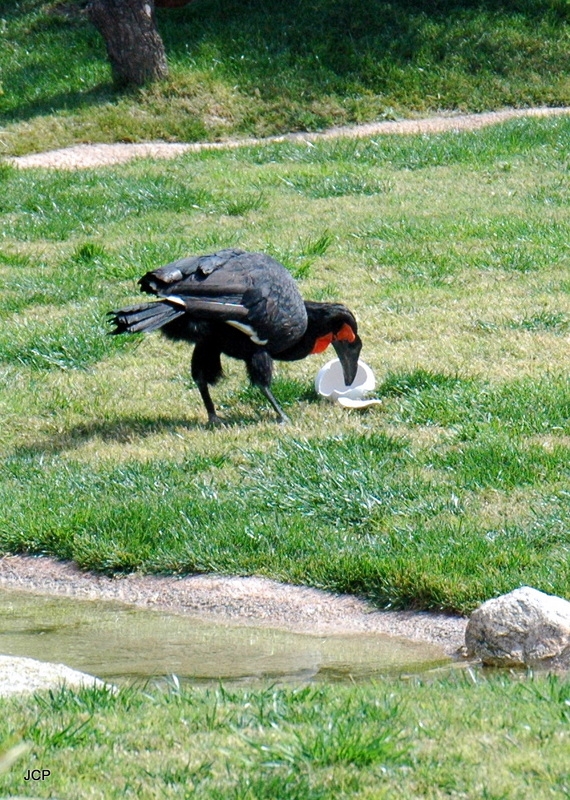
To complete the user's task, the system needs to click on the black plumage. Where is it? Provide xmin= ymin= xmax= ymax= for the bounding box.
xmin=109 ymin=249 xmax=362 ymax=424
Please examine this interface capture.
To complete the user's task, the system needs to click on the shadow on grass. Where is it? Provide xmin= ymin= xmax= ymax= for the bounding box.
xmin=10 ymin=411 xmax=276 ymax=457
xmin=2 ymin=81 xmax=119 ymax=126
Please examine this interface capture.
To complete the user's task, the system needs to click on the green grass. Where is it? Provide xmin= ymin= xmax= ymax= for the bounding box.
xmin=1 ymin=0 xmax=570 ymax=155
xmin=1 ymin=673 xmax=570 ymax=798
xmin=2 ymin=15 xmax=570 ymax=794
xmin=1 ymin=116 xmax=570 ymax=613
xmin=1 ymin=97 xmax=570 ymax=800
xmin=4 ymin=428 xmax=570 ymax=613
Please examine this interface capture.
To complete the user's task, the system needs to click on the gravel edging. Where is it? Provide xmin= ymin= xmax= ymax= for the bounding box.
xmin=7 ymin=106 xmax=570 ymax=170
xmin=0 ymin=555 xmax=467 ymax=655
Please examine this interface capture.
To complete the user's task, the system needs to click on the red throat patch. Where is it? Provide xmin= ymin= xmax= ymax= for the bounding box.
xmin=310 ymin=324 xmax=356 ymax=355
xmin=310 ymin=333 xmax=333 ymax=354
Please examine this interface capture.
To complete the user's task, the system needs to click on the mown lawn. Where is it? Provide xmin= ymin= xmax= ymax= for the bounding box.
xmin=1 ymin=115 xmax=569 ymax=614
xmin=1 ymin=674 xmax=570 ymax=799
xmin=3 ymin=5 xmax=570 ymax=796
xmin=2 ymin=44 xmax=570 ymax=800
xmin=1 ymin=0 xmax=570 ymax=154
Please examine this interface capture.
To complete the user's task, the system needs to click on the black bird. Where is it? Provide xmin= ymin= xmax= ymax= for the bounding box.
xmin=109 ymin=249 xmax=362 ymax=424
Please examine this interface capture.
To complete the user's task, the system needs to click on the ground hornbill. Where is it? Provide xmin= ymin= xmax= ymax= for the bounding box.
xmin=109 ymin=249 xmax=362 ymax=424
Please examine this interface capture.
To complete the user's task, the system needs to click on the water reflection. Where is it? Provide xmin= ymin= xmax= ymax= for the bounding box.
xmin=0 ymin=589 xmax=449 ymax=684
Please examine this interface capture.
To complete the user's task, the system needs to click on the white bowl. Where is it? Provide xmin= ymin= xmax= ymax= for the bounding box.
xmin=315 ymin=358 xmax=377 ymax=403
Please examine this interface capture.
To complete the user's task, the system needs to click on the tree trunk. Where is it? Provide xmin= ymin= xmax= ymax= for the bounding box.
xmin=87 ymin=0 xmax=168 ymax=87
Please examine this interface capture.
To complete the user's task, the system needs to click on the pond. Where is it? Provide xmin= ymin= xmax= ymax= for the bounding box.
xmin=0 ymin=588 xmax=450 ymax=685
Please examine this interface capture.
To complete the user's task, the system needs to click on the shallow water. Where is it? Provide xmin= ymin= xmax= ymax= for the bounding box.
xmin=0 ymin=589 xmax=449 ymax=684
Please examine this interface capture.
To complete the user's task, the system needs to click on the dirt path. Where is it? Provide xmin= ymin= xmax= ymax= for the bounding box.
xmin=9 ymin=106 xmax=570 ymax=170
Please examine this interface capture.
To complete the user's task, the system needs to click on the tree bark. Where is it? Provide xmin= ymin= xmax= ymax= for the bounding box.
xmin=87 ymin=0 xmax=168 ymax=87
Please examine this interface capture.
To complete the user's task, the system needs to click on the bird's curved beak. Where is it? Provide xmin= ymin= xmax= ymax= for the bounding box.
xmin=333 ymin=335 xmax=362 ymax=386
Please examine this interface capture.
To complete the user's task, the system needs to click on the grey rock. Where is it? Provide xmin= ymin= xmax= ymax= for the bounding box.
xmin=466 ymin=586 xmax=570 ymax=668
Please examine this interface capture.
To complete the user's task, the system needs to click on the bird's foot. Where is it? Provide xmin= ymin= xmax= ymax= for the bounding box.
xmin=207 ymin=414 xmax=226 ymax=427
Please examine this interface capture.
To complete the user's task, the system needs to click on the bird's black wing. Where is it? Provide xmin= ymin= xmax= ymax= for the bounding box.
xmin=138 ymin=250 xmax=308 ymax=350
xmin=139 ymin=249 xmax=247 ymax=293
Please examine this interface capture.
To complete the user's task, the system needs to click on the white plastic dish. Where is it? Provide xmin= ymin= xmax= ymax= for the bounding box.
xmin=314 ymin=358 xmax=382 ymax=408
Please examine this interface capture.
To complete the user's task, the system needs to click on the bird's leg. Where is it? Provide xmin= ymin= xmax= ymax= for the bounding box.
xmin=246 ymin=350 xmax=289 ymax=424
xmin=197 ymin=382 xmax=223 ymax=426
xmin=259 ymin=385 xmax=290 ymax=424
xmin=191 ymin=341 xmax=224 ymax=425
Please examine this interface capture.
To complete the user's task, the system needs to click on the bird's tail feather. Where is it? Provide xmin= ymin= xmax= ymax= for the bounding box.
xmin=108 ymin=301 xmax=186 ymax=334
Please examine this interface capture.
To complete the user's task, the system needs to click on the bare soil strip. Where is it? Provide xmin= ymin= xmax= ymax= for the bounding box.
xmin=0 ymin=555 xmax=467 ymax=654
xmin=9 ymin=106 xmax=570 ymax=170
